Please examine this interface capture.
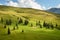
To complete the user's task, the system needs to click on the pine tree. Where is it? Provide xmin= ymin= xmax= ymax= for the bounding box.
xmin=18 ymin=18 xmax=23 ymax=24
xmin=6 ymin=19 xmax=12 ymax=25
xmin=24 ymin=19 xmax=29 ymax=25
xmin=6 ymin=20 xmax=9 ymax=25
xmin=43 ymin=21 xmax=46 ymax=27
xmin=16 ymin=23 xmax=18 ymax=29
xmin=51 ymin=24 xmax=54 ymax=29
xmin=22 ymin=30 xmax=24 ymax=33
xmin=1 ymin=17 xmax=3 ymax=23
xmin=8 ymin=28 xmax=10 ymax=35
xmin=4 ymin=25 xmax=6 ymax=28
xmin=31 ymin=23 xmax=33 ymax=27
xmin=9 ymin=19 xmax=12 ymax=25
xmin=39 ymin=24 xmax=42 ymax=28
xmin=13 ymin=26 xmax=15 ymax=30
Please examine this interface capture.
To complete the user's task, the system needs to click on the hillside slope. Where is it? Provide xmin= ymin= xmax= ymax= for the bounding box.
xmin=47 ymin=8 xmax=60 ymax=14
xmin=0 ymin=5 xmax=60 ymax=25
xmin=0 ymin=5 xmax=60 ymax=40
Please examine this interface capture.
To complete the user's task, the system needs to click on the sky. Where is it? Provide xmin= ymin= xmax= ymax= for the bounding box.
xmin=0 ymin=0 xmax=60 ymax=10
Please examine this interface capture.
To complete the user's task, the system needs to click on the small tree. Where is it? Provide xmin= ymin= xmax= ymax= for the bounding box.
xmin=55 ymin=24 xmax=58 ymax=28
xmin=8 ymin=28 xmax=10 ymax=35
xmin=36 ymin=21 xmax=40 ymax=26
xmin=51 ymin=24 xmax=54 ymax=29
xmin=18 ymin=18 xmax=23 ymax=24
xmin=22 ymin=30 xmax=24 ymax=33
xmin=1 ymin=17 xmax=3 ymax=23
xmin=24 ymin=19 xmax=29 ymax=25
xmin=13 ymin=26 xmax=15 ymax=30
xmin=46 ymin=23 xmax=50 ymax=29
xmin=30 ymin=23 xmax=33 ymax=27
xmin=39 ymin=24 xmax=42 ymax=28
xmin=6 ymin=19 xmax=12 ymax=25
xmin=16 ymin=23 xmax=18 ymax=29
xmin=43 ymin=21 xmax=46 ymax=27
xmin=4 ymin=25 xmax=6 ymax=28
xmin=9 ymin=19 xmax=12 ymax=25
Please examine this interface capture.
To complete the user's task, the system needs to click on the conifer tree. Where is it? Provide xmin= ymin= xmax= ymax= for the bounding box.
xmin=8 ymin=28 xmax=10 ymax=35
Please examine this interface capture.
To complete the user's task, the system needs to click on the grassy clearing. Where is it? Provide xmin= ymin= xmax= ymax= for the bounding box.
xmin=0 ymin=25 xmax=60 ymax=40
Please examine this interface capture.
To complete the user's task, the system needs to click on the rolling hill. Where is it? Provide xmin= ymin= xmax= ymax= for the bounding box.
xmin=47 ymin=8 xmax=60 ymax=14
xmin=0 ymin=5 xmax=60 ymax=25
xmin=0 ymin=5 xmax=60 ymax=40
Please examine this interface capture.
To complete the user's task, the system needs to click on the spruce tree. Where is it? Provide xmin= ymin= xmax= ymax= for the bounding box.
xmin=8 ymin=28 xmax=10 ymax=35
xmin=4 ymin=25 xmax=6 ymax=28
xmin=24 ymin=19 xmax=29 ymax=25
xmin=39 ymin=24 xmax=42 ymax=28
xmin=13 ymin=26 xmax=15 ymax=30
xmin=31 ymin=23 xmax=33 ymax=27
xmin=16 ymin=23 xmax=18 ymax=29
xmin=1 ymin=17 xmax=3 ymax=23
xmin=18 ymin=18 xmax=23 ymax=24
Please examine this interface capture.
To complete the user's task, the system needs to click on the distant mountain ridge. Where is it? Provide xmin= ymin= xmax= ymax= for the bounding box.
xmin=47 ymin=8 xmax=60 ymax=14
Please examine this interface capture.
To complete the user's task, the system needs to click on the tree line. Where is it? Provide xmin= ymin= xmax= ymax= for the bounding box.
xmin=0 ymin=17 xmax=60 ymax=35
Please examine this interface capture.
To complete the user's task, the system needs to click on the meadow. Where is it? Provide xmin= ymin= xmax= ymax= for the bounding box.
xmin=0 ymin=5 xmax=60 ymax=40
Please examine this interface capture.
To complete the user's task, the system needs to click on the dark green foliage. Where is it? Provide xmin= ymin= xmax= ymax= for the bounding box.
xmin=43 ymin=21 xmax=50 ymax=29
xmin=18 ymin=18 xmax=23 ymax=24
xmin=46 ymin=23 xmax=50 ymax=29
xmin=56 ymin=24 xmax=58 ymax=27
xmin=6 ymin=20 xmax=9 ymax=25
xmin=6 ymin=19 xmax=12 ymax=25
xmin=8 ymin=28 xmax=10 ymax=35
xmin=55 ymin=26 xmax=60 ymax=30
xmin=39 ymin=24 xmax=42 ymax=28
xmin=13 ymin=26 xmax=15 ymax=30
xmin=51 ymin=24 xmax=54 ymax=29
xmin=43 ymin=21 xmax=54 ymax=29
xmin=22 ymin=30 xmax=24 ymax=33
xmin=24 ymin=19 xmax=29 ymax=25
xmin=55 ymin=24 xmax=60 ymax=30
xmin=43 ymin=21 xmax=46 ymax=27
xmin=9 ymin=19 xmax=12 ymax=25
xmin=1 ymin=17 xmax=3 ymax=23
xmin=38 ymin=21 xmax=40 ymax=23
xmin=17 ymin=17 xmax=19 ymax=19
xmin=16 ymin=23 xmax=18 ymax=29
xmin=36 ymin=21 xmax=40 ymax=26
xmin=4 ymin=25 xmax=6 ymax=28
xmin=30 ymin=23 xmax=33 ymax=27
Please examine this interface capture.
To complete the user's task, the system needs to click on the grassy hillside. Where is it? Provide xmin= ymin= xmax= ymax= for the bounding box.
xmin=0 ymin=5 xmax=60 ymax=40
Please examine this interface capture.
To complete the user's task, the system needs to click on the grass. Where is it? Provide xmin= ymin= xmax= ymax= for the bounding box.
xmin=0 ymin=25 xmax=60 ymax=40
xmin=0 ymin=5 xmax=60 ymax=40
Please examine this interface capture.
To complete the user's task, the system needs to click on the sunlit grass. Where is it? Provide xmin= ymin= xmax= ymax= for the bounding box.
xmin=0 ymin=5 xmax=60 ymax=40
